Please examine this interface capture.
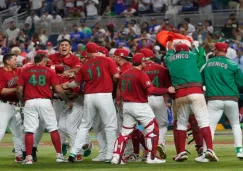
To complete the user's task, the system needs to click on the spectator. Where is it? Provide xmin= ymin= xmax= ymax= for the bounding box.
xmin=8 ymin=0 xmax=18 ymax=8
xmin=165 ymin=0 xmax=182 ymax=16
xmin=51 ymin=11 xmax=63 ymax=23
xmin=23 ymin=22 xmax=35 ymax=40
xmin=26 ymin=42 xmax=41 ymax=62
xmin=153 ymin=45 xmax=162 ymax=64
xmin=55 ymin=0 xmax=65 ymax=16
xmin=16 ymin=29 xmax=28 ymax=44
xmin=25 ymin=11 xmax=41 ymax=25
xmin=236 ymin=0 xmax=243 ymax=14
xmin=0 ymin=1 xmax=7 ymax=11
xmin=159 ymin=17 xmax=176 ymax=32
xmin=204 ymin=20 xmax=214 ymax=34
xmin=64 ymin=0 xmax=75 ymax=17
xmin=40 ymin=11 xmax=53 ymax=22
xmin=19 ymin=42 xmax=28 ymax=57
xmin=115 ymin=31 xmax=129 ymax=48
xmin=84 ymin=0 xmax=99 ymax=18
xmin=45 ymin=0 xmax=55 ymax=14
xmin=193 ymin=23 xmax=205 ymax=42
xmin=138 ymin=0 xmax=151 ymax=14
xmin=113 ymin=0 xmax=126 ymax=15
xmin=198 ymin=0 xmax=212 ymax=15
xmin=103 ymin=6 xmax=116 ymax=16
xmin=0 ymin=32 xmax=8 ymax=55
xmin=11 ymin=46 xmax=25 ymax=67
xmin=151 ymin=0 xmax=164 ymax=13
xmin=135 ymin=37 xmax=155 ymax=51
xmin=141 ymin=21 xmax=150 ymax=32
xmin=70 ymin=24 xmax=85 ymax=52
xmin=229 ymin=0 xmax=240 ymax=9
xmin=0 ymin=48 xmax=3 ymax=67
xmin=149 ymin=18 xmax=161 ymax=35
xmin=39 ymin=28 xmax=48 ymax=46
xmin=121 ymin=6 xmax=137 ymax=17
xmin=129 ymin=20 xmax=140 ymax=35
xmin=238 ymin=19 xmax=243 ymax=34
xmin=45 ymin=42 xmax=56 ymax=55
xmin=79 ymin=19 xmax=92 ymax=39
xmin=229 ymin=13 xmax=238 ymax=28
xmin=184 ymin=18 xmax=196 ymax=35
xmin=222 ymin=19 xmax=234 ymax=39
xmin=76 ymin=0 xmax=85 ymax=18
xmin=5 ymin=21 xmax=20 ymax=46
xmin=226 ymin=39 xmax=238 ymax=59
xmin=233 ymin=47 xmax=243 ymax=72
xmin=179 ymin=27 xmax=188 ymax=36
xmin=29 ymin=0 xmax=45 ymax=17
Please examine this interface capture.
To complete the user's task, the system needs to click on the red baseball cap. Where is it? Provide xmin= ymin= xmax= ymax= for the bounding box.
xmin=99 ymin=46 xmax=108 ymax=56
xmin=175 ymin=43 xmax=190 ymax=52
xmin=215 ymin=42 xmax=228 ymax=53
xmin=140 ymin=48 xmax=154 ymax=59
xmin=46 ymin=42 xmax=52 ymax=46
xmin=132 ymin=53 xmax=146 ymax=64
xmin=36 ymin=50 xmax=48 ymax=56
xmin=114 ymin=48 xmax=129 ymax=58
xmin=86 ymin=42 xmax=99 ymax=53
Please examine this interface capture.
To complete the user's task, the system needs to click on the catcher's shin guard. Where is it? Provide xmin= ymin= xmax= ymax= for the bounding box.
xmin=113 ymin=134 xmax=129 ymax=163
xmin=131 ymin=129 xmax=147 ymax=154
xmin=144 ymin=118 xmax=159 ymax=160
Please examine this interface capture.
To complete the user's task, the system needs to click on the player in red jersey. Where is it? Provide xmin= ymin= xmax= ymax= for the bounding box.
xmin=0 ymin=54 xmax=25 ymax=162
xmin=62 ymin=42 xmax=120 ymax=163
xmin=141 ymin=48 xmax=171 ymax=159
xmin=112 ymin=53 xmax=175 ymax=164
xmin=113 ymin=48 xmax=132 ymax=73
xmin=17 ymin=54 xmax=71 ymax=164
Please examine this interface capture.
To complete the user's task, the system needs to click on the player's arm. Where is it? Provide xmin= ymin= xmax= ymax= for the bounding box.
xmin=235 ymin=66 xmax=243 ymax=89
xmin=1 ymin=88 xmax=17 ymax=96
xmin=16 ymin=85 xmax=24 ymax=107
xmin=147 ymin=86 xmax=175 ymax=95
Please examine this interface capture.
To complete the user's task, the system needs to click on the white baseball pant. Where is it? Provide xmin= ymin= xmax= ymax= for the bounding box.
xmin=148 ymin=95 xmax=168 ymax=145
xmin=70 ymin=93 xmax=117 ymax=160
xmin=208 ymin=100 xmax=242 ymax=147
xmin=174 ymin=94 xmax=210 ymax=131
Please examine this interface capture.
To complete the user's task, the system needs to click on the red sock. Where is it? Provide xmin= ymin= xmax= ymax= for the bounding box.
xmin=200 ymin=127 xmax=213 ymax=150
xmin=188 ymin=115 xmax=203 ymax=147
xmin=131 ymin=129 xmax=140 ymax=154
xmin=177 ymin=130 xmax=187 ymax=153
xmin=173 ymin=120 xmax=180 ymax=154
xmin=50 ymin=130 xmax=62 ymax=153
xmin=25 ymin=133 xmax=34 ymax=156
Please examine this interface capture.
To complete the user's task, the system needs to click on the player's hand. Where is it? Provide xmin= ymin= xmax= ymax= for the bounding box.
xmin=167 ymin=41 xmax=174 ymax=50
xmin=168 ymin=86 xmax=176 ymax=93
xmin=61 ymin=82 xmax=69 ymax=90
xmin=66 ymin=101 xmax=73 ymax=109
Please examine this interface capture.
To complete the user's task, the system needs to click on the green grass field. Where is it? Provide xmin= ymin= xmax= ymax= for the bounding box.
xmin=0 ymin=130 xmax=242 ymax=171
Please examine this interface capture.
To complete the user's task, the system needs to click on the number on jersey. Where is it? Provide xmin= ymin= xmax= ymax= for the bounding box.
xmin=28 ymin=75 xmax=46 ymax=86
xmin=152 ymin=76 xmax=159 ymax=88
xmin=88 ymin=66 xmax=101 ymax=80
xmin=121 ymin=80 xmax=132 ymax=91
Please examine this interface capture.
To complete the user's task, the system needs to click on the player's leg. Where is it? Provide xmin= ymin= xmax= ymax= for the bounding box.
xmin=69 ymin=94 xmax=96 ymax=162
xmin=39 ymin=99 xmax=65 ymax=163
xmin=188 ymin=94 xmax=218 ymax=162
xmin=96 ymin=93 xmax=117 ymax=162
xmin=23 ymin=99 xmax=40 ymax=164
xmin=224 ymin=100 xmax=243 ymax=158
xmin=111 ymin=102 xmax=136 ymax=165
xmin=172 ymin=98 xmax=190 ymax=161
xmin=58 ymin=110 xmax=68 ymax=156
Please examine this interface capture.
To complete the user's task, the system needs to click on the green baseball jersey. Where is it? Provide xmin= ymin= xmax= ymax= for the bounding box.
xmin=192 ymin=46 xmax=207 ymax=72
xmin=165 ymin=50 xmax=203 ymax=89
xmin=202 ymin=56 xmax=243 ymax=100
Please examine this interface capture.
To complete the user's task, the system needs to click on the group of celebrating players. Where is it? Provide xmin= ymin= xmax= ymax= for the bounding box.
xmin=1 ymin=30 xmax=243 ymax=165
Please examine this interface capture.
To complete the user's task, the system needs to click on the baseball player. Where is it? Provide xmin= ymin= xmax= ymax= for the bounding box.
xmin=141 ymin=48 xmax=171 ymax=159
xmin=112 ymin=53 xmax=175 ymax=164
xmin=0 ymin=53 xmax=25 ymax=162
xmin=63 ymin=42 xmax=119 ymax=163
xmin=32 ymin=39 xmax=82 ymax=161
xmin=198 ymin=42 xmax=243 ymax=162
xmin=165 ymin=42 xmax=218 ymax=162
xmin=17 ymin=54 xmax=70 ymax=164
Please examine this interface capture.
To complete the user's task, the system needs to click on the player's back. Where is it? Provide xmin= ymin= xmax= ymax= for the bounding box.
xmin=20 ymin=65 xmax=58 ymax=100
xmin=143 ymin=61 xmax=170 ymax=88
xmin=80 ymin=56 xmax=118 ymax=94
xmin=120 ymin=68 xmax=150 ymax=103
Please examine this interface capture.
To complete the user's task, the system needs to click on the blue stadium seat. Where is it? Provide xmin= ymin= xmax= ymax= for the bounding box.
xmin=48 ymin=34 xmax=59 ymax=47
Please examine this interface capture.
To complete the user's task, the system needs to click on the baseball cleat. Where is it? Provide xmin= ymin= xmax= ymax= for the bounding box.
xmin=173 ymin=151 xmax=188 ymax=162
xmin=22 ymin=151 xmax=26 ymax=160
xmin=104 ymin=159 xmax=112 ymax=163
xmin=32 ymin=147 xmax=38 ymax=162
xmin=68 ymin=153 xmax=76 ymax=163
xmin=75 ymin=155 xmax=83 ymax=162
xmin=195 ymin=153 xmax=209 ymax=163
xmin=15 ymin=156 xmax=23 ymax=163
xmin=62 ymin=142 xmax=70 ymax=156
xmin=82 ymin=142 xmax=92 ymax=157
xmin=157 ymin=144 xmax=167 ymax=159
xmin=205 ymin=149 xmax=219 ymax=162
xmin=92 ymin=154 xmax=106 ymax=162
xmin=56 ymin=153 xmax=67 ymax=163
xmin=124 ymin=153 xmax=142 ymax=162
xmin=237 ymin=152 xmax=243 ymax=159
xmin=146 ymin=152 xmax=166 ymax=164
xmin=22 ymin=155 xmax=33 ymax=164
xmin=111 ymin=154 xmax=125 ymax=165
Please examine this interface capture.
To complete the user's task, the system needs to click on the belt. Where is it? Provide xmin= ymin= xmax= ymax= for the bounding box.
xmin=0 ymin=100 xmax=18 ymax=106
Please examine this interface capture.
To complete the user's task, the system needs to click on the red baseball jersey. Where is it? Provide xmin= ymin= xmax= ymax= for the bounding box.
xmin=18 ymin=65 xmax=59 ymax=100
xmin=119 ymin=68 xmax=153 ymax=103
xmin=0 ymin=67 xmax=21 ymax=102
xmin=143 ymin=61 xmax=171 ymax=88
xmin=120 ymin=62 xmax=132 ymax=74
xmin=49 ymin=53 xmax=81 ymax=72
xmin=75 ymin=56 xmax=119 ymax=94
